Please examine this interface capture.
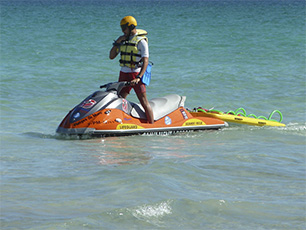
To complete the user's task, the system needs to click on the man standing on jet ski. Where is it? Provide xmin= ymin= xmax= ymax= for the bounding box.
xmin=109 ymin=16 xmax=154 ymax=124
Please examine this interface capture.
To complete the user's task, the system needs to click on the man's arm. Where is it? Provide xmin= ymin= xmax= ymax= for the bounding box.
xmin=109 ymin=35 xmax=126 ymax=59
xmin=138 ymin=57 xmax=148 ymax=78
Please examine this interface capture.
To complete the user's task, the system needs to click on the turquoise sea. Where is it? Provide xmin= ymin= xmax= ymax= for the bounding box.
xmin=1 ymin=0 xmax=305 ymax=229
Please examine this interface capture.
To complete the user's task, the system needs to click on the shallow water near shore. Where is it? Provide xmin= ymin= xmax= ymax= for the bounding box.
xmin=1 ymin=0 xmax=305 ymax=229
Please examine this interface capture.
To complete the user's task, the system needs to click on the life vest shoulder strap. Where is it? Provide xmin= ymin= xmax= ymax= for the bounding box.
xmin=136 ymin=29 xmax=148 ymax=36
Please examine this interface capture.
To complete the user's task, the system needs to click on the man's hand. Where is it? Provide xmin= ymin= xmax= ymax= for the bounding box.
xmin=110 ymin=35 xmax=127 ymax=59
xmin=130 ymin=78 xmax=141 ymax=86
xmin=116 ymin=35 xmax=127 ymax=44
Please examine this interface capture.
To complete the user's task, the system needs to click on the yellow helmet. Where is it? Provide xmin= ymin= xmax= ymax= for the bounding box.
xmin=120 ymin=16 xmax=137 ymax=30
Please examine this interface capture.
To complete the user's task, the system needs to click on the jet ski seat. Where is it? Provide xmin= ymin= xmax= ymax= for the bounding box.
xmin=130 ymin=94 xmax=186 ymax=121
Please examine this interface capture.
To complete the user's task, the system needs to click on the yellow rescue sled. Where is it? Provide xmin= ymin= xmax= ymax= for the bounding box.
xmin=190 ymin=108 xmax=285 ymax=127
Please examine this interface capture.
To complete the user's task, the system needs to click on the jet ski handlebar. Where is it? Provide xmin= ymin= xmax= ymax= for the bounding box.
xmin=99 ymin=81 xmax=130 ymax=94
xmin=100 ymin=81 xmax=130 ymax=89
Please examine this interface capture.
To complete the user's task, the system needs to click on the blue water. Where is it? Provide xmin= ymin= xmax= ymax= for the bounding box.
xmin=1 ymin=0 xmax=305 ymax=229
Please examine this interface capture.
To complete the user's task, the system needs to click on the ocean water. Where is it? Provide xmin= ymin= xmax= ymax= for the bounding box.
xmin=1 ymin=0 xmax=305 ymax=229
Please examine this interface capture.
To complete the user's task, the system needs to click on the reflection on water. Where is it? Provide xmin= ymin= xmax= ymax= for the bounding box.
xmin=81 ymin=137 xmax=152 ymax=166
xmin=97 ymin=149 xmax=151 ymax=166
xmin=77 ymin=134 xmax=211 ymax=166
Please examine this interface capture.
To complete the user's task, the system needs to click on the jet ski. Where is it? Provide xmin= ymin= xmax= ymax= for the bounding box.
xmin=56 ymin=82 xmax=227 ymax=136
